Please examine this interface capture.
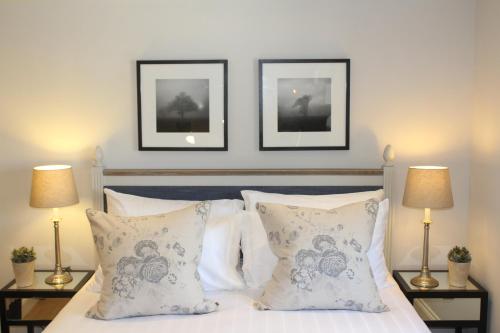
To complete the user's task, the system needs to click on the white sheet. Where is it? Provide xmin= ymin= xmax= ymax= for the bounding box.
xmin=45 ymin=277 xmax=430 ymax=333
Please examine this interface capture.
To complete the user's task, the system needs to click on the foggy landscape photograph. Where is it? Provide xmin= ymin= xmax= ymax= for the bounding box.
xmin=277 ymin=78 xmax=332 ymax=132
xmin=156 ymin=79 xmax=210 ymax=132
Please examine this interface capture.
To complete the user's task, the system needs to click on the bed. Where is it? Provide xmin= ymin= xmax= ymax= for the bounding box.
xmin=44 ymin=145 xmax=431 ymax=333
xmin=45 ymin=277 xmax=429 ymax=333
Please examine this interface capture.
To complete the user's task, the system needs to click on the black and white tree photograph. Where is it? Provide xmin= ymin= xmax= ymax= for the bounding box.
xmin=155 ymin=79 xmax=209 ymax=133
xmin=277 ymin=78 xmax=332 ymax=132
xmin=137 ymin=60 xmax=227 ymax=150
xmin=259 ymin=59 xmax=349 ymax=150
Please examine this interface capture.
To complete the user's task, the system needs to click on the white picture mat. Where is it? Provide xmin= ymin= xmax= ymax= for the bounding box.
xmin=140 ymin=63 xmax=225 ymax=148
xmin=262 ymin=62 xmax=347 ymax=147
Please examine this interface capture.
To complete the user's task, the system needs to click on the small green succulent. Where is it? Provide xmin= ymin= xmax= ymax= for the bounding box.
xmin=11 ymin=247 xmax=36 ymax=263
xmin=448 ymin=246 xmax=471 ymax=263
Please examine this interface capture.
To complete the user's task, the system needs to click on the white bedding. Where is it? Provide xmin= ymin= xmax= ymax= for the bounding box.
xmin=45 ymin=277 xmax=429 ymax=333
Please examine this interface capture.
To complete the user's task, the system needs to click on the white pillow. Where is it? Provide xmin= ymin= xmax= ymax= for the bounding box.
xmin=367 ymin=199 xmax=394 ymax=289
xmin=88 ymin=189 xmax=246 ymax=292
xmin=240 ymin=189 xmax=393 ymax=290
xmin=86 ymin=266 xmax=103 ymax=293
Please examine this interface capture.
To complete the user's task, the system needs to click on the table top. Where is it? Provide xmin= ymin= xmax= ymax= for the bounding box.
xmin=393 ymin=270 xmax=487 ymax=296
xmin=0 ymin=270 xmax=94 ymax=297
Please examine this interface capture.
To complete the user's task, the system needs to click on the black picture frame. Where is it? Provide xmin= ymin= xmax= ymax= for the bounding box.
xmin=137 ymin=60 xmax=228 ymax=151
xmin=259 ymin=59 xmax=350 ymax=151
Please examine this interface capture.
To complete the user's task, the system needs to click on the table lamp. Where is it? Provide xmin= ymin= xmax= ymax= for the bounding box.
xmin=30 ymin=165 xmax=79 ymax=285
xmin=403 ymin=166 xmax=453 ymax=289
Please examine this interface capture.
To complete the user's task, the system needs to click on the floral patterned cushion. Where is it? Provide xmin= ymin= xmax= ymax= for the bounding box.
xmin=85 ymin=202 xmax=218 ymax=320
xmin=255 ymin=200 xmax=388 ymax=312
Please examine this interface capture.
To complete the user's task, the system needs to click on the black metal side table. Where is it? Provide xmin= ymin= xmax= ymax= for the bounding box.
xmin=393 ymin=270 xmax=488 ymax=333
xmin=0 ymin=269 xmax=93 ymax=333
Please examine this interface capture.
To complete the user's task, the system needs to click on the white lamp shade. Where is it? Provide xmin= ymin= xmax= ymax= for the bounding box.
xmin=30 ymin=165 xmax=79 ymax=208
xmin=402 ymin=166 xmax=453 ymax=209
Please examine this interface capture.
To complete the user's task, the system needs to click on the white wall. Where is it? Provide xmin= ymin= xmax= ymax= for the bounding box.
xmin=469 ymin=0 xmax=500 ymax=331
xmin=0 ymin=0 xmax=476 ymax=288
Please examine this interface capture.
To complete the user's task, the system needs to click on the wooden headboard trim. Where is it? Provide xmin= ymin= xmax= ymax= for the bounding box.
xmin=103 ymin=168 xmax=383 ymax=176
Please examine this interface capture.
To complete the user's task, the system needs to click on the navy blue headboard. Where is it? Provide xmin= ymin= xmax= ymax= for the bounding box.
xmin=103 ymin=185 xmax=382 ymax=211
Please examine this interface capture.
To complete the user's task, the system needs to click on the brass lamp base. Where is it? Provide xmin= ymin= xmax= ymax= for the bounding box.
xmin=410 ymin=272 xmax=439 ymax=289
xmin=410 ymin=209 xmax=439 ymax=290
xmin=45 ymin=218 xmax=73 ymax=286
xmin=45 ymin=271 xmax=73 ymax=285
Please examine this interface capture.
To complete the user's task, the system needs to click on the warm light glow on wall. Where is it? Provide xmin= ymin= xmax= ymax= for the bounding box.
xmin=384 ymin=103 xmax=470 ymax=158
xmin=1 ymin=104 xmax=118 ymax=153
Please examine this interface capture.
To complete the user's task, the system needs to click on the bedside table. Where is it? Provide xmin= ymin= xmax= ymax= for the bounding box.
xmin=0 ymin=269 xmax=94 ymax=333
xmin=393 ymin=270 xmax=488 ymax=333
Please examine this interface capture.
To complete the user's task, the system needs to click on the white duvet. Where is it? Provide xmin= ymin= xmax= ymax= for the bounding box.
xmin=45 ymin=277 xmax=430 ymax=333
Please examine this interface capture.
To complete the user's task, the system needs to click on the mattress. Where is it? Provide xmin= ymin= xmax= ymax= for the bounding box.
xmin=45 ymin=276 xmax=429 ymax=333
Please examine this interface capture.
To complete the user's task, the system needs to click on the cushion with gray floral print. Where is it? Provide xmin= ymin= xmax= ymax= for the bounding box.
xmin=85 ymin=202 xmax=218 ymax=320
xmin=255 ymin=199 xmax=388 ymax=312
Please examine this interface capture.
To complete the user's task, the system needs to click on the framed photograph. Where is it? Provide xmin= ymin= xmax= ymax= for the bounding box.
xmin=259 ymin=59 xmax=350 ymax=150
xmin=137 ymin=60 xmax=227 ymax=150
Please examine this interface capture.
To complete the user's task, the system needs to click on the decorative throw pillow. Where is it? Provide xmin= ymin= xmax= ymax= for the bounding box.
xmin=255 ymin=200 xmax=388 ymax=312
xmin=86 ymin=202 xmax=218 ymax=320
xmin=240 ymin=189 xmax=392 ymax=290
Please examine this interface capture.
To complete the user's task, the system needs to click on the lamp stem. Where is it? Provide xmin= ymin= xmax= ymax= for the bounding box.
xmin=45 ymin=209 xmax=73 ymax=285
xmin=53 ymin=219 xmax=63 ymax=274
xmin=410 ymin=208 xmax=439 ymax=289
xmin=421 ymin=208 xmax=431 ymax=273
xmin=421 ymin=221 xmax=430 ymax=273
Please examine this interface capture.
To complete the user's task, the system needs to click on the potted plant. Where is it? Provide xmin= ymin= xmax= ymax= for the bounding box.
xmin=447 ymin=246 xmax=472 ymax=288
xmin=11 ymin=246 xmax=36 ymax=287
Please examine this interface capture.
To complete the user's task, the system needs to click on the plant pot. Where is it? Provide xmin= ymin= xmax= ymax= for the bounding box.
xmin=448 ymin=260 xmax=470 ymax=288
xmin=12 ymin=261 xmax=36 ymax=287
